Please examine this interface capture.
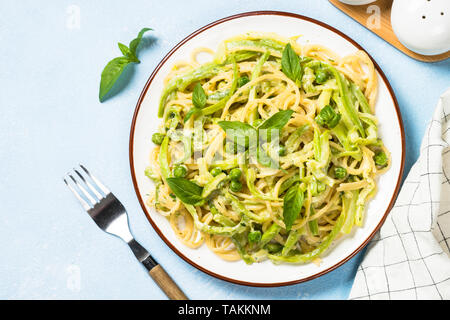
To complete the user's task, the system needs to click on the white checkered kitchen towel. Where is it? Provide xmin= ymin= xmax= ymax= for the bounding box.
xmin=349 ymin=89 xmax=450 ymax=300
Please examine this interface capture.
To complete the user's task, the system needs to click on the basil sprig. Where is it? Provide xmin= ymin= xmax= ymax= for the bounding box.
xmin=99 ymin=27 xmax=152 ymax=102
xmin=281 ymin=43 xmax=302 ymax=86
xmin=219 ymin=110 xmax=294 ymax=144
xmin=192 ymin=83 xmax=207 ymax=109
xmin=166 ymin=177 xmax=204 ymax=205
xmin=185 ymin=83 xmax=207 ymax=122
xmin=283 ymin=184 xmax=305 ymax=231
xmin=218 ymin=110 xmax=294 ymax=168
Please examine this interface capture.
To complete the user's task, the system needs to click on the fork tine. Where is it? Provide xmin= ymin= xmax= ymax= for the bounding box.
xmin=68 ymin=174 xmax=97 ymax=206
xmin=74 ymin=169 xmax=102 ymax=200
xmin=64 ymin=178 xmax=92 ymax=211
xmin=79 ymin=164 xmax=110 ymax=194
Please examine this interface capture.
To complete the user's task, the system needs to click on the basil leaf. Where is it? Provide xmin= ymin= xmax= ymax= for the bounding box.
xmin=257 ymin=109 xmax=293 ymax=146
xmin=218 ymin=121 xmax=257 ymax=147
xmin=129 ymin=27 xmax=152 ymax=54
xmin=192 ymin=83 xmax=207 ymax=109
xmin=283 ymin=184 xmax=304 ymax=231
xmin=258 ymin=110 xmax=294 ymax=130
xmin=99 ymin=57 xmax=133 ymax=102
xmin=218 ymin=121 xmax=255 ymax=132
xmin=279 ymin=174 xmax=301 ymax=195
xmin=166 ymin=177 xmax=204 ymax=205
xmin=118 ymin=42 xmax=139 ymax=62
xmin=99 ymin=27 xmax=152 ymax=102
xmin=281 ymin=43 xmax=302 ymax=85
xmin=118 ymin=43 xmax=131 ymax=56
xmin=219 ymin=112 xmax=293 ymax=168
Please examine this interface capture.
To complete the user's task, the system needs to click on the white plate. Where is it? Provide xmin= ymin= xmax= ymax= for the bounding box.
xmin=130 ymin=11 xmax=405 ymax=286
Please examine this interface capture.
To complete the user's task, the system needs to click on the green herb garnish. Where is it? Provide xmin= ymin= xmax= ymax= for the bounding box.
xmin=281 ymin=43 xmax=302 ymax=86
xmin=283 ymin=184 xmax=305 ymax=231
xmin=99 ymin=28 xmax=152 ymax=102
xmin=165 ymin=177 xmax=204 ymax=205
xmin=184 ymin=82 xmax=208 ymax=122
xmin=192 ymin=83 xmax=207 ymax=109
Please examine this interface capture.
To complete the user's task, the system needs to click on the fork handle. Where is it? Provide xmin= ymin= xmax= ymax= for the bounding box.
xmin=148 ymin=264 xmax=188 ymax=300
xmin=128 ymin=239 xmax=187 ymax=300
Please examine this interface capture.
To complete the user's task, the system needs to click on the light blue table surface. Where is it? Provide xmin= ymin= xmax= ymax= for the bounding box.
xmin=1 ymin=0 xmax=449 ymax=300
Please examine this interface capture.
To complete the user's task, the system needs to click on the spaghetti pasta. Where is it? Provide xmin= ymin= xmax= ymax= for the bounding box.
xmin=145 ymin=32 xmax=390 ymax=265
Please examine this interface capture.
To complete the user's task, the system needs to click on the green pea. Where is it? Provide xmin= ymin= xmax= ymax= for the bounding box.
xmin=278 ymin=145 xmax=286 ymax=156
xmin=248 ymin=231 xmax=262 ymax=244
xmin=173 ymin=165 xmax=187 ymax=178
xmin=237 ymin=76 xmax=250 ymax=87
xmin=374 ymin=151 xmax=388 ymax=167
xmin=334 ymin=167 xmax=347 ymax=179
xmin=210 ymin=167 xmax=222 ymax=177
xmin=315 ymin=69 xmax=329 ymax=84
xmin=230 ymin=180 xmax=242 ymax=192
xmin=151 ymin=133 xmax=165 ymax=145
xmin=229 ymin=168 xmax=242 ymax=181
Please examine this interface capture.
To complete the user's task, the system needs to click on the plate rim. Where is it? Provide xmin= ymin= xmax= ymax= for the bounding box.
xmin=129 ymin=10 xmax=406 ymax=287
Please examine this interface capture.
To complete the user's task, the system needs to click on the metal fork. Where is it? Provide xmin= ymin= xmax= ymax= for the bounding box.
xmin=63 ymin=164 xmax=187 ymax=300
